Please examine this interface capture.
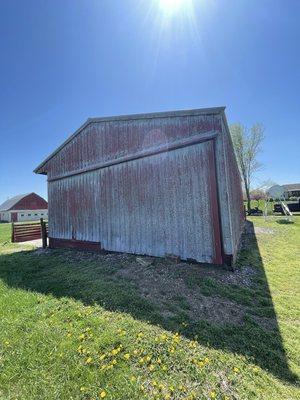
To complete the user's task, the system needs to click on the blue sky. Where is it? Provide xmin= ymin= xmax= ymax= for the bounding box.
xmin=0 ymin=0 xmax=299 ymax=204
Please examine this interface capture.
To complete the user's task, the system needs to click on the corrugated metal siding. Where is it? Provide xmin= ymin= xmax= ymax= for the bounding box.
xmin=48 ymin=140 xmax=220 ymax=263
xmin=221 ymin=122 xmax=244 ymax=258
xmin=46 ymin=114 xmax=222 ymax=180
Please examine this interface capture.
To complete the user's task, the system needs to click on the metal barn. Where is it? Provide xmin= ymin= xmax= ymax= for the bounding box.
xmin=35 ymin=107 xmax=244 ymax=265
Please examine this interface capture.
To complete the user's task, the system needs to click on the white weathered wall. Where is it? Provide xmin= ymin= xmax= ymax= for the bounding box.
xmin=49 ymin=141 xmax=221 ymax=263
xmin=0 ymin=212 xmax=10 ymax=222
xmin=8 ymin=209 xmax=48 ymax=222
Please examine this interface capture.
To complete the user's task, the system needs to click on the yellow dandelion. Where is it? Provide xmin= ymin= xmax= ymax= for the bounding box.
xmin=148 ymin=364 xmax=155 ymax=371
xmin=99 ymin=390 xmax=107 ymax=398
xmin=204 ymin=357 xmax=209 ymax=363
xmin=133 ymin=349 xmax=138 ymax=355
xmin=210 ymin=391 xmax=216 ymax=399
xmin=162 ymin=365 xmax=167 ymax=371
xmin=169 ymin=386 xmax=174 ymax=392
xmin=139 ymin=357 xmax=144 ymax=364
xmin=112 ymin=359 xmax=117 ymax=365
xmin=99 ymin=354 xmax=106 ymax=361
xmin=233 ymin=367 xmax=239 ymax=373
xmin=173 ymin=333 xmax=180 ymax=343
xmin=198 ymin=361 xmax=204 ymax=367
xmin=79 ymin=333 xmax=85 ymax=340
xmin=80 ymin=386 xmax=86 ymax=392
xmin=124 ymin=353 xmax=130 ymax=360
xmin=130 ymin=376 xmax=136 ymax=382
xmin=146 ymin=355 xmax=151 ymax=362
xmin=85 ymin=357 xmax=93 ymax=364
xmin=152 ymin=380 xmax=157 ymax=386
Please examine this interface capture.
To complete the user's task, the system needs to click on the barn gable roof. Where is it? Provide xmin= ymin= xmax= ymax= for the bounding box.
xmin=34 ymin=106 xmax=226 ymax=175
xmin=0 ymin=193 xmax=31 ymax=211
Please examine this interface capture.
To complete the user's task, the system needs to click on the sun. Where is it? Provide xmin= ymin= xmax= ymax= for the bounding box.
xmin=158 ymin=0 xmax=187 ymax=14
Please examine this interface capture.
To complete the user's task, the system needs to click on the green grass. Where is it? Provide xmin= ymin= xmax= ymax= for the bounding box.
xmin=0 ymin=219 xmax=299 ymax=399
xmin=0 ymin=223 xmax=11 ymax=242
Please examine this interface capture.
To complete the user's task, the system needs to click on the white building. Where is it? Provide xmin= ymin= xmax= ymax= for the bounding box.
xmin=0 ymin=193 xmax=48 ymax=222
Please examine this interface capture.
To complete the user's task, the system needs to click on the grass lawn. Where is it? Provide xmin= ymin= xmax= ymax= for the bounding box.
xmin=0 ymin=217 xmax=299 ymax=399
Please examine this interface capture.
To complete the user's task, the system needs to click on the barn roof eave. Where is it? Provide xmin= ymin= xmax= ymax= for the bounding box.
xmin=34 ymin=106 xmax=226 ymax=175
xmin=0 ymin=193 xmax=33 ymax=212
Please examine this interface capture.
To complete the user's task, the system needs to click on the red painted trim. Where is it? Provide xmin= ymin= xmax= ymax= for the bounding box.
xmin=49 ymin=237 xmax=101 ymax=252
xmin=12 ymin=222 xmax=43 ymax=242
xmin=207 ymin=141 xmax=223 ymax=265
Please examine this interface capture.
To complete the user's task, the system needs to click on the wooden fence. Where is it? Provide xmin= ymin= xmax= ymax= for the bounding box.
xmin=12 ymin=219 xmax=48 ymax=247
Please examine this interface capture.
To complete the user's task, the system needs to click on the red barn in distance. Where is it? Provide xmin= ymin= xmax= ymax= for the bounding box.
xmin=35 ymin=107 xmax=244 ymax=265
xmin=0 ymin=193 xmax=48 ymax=222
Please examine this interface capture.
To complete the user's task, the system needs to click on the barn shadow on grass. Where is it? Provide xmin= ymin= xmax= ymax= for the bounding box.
xmin=0 ymin=221 xmax=297 ymax=384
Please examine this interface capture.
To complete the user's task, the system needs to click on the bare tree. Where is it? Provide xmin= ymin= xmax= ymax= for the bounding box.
xmin=230 ymin=123 xmax=264 ymax=211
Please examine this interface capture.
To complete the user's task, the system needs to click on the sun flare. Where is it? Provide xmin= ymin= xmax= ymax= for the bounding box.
xmin=158 ymin=0 xmax=188 ymax=14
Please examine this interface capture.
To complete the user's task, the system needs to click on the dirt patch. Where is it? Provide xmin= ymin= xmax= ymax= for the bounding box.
xmin=117 ymin=258 xmax=248 ymax=326
xmin=33 ymin=228 xmax=274 ymax=330
xmin=215 ymin=265 xmax=256 ymax=287
xmin=116 ymin=259 xmax=274 ymax=329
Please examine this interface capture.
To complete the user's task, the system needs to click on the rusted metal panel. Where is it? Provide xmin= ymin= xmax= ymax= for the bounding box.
xmin=48 ymin=140 xmax=221 ymax=263
xmin=36 ymin=108 xmax=244 ymax=265
xmin=49 ymin=237 xmax=101 ymax=251
xmin=223 ymin=126 xmax=245 ymax=259
xmin=213 ymin=112 xmax=244 ymax=261
xmin=45 ymin=114 xmax=222 ymax=181
xmin=12 ymin=221 xmax=48 ymax=242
